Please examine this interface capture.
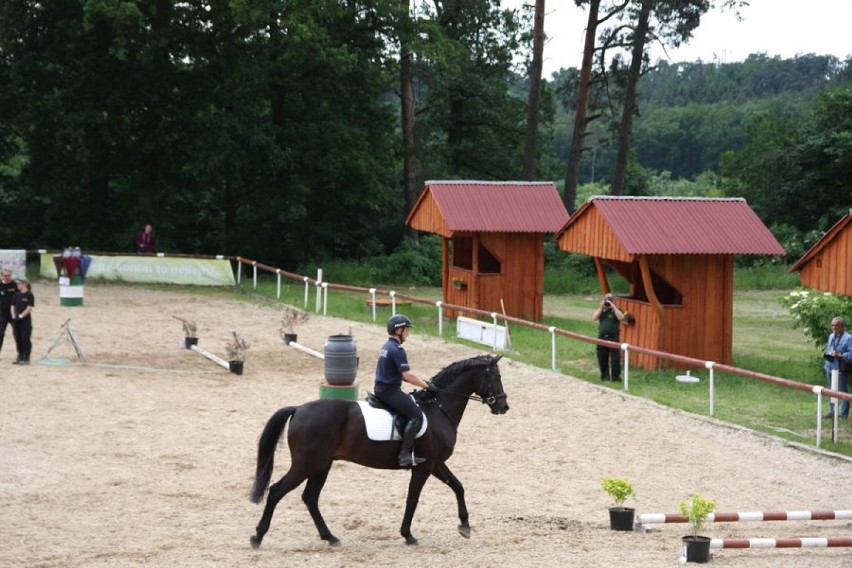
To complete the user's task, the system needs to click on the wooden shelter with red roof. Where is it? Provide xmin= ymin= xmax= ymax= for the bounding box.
xmin=789 ymin=209 xmax=852 ymax=296
xmin=406 ymin=180 xmax=569 ymax=321
xmin=554 ymin=196 xmax=785 ymax=369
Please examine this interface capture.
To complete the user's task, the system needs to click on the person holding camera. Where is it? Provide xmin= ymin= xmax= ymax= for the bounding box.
xmin=824 ymin=316 xmax=851 ymax=419
xmin=592 ymin=292 xmax=624 ymax=382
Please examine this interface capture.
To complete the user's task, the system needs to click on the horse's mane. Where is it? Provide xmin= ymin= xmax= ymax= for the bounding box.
xmin=429 ymin=354 xmax=496 ymax=389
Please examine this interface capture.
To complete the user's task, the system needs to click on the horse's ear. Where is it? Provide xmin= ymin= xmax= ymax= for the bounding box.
xmin=491 ymin=354 xmax=503 ymax=363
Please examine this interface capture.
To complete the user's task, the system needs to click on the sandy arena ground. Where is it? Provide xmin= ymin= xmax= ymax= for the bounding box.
xmin=2 ymin=282 xmax=851 ymax=567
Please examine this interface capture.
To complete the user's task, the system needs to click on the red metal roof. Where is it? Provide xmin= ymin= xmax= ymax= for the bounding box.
xmin=560 ymin=196 xmax=785 ymax=255
xmin=411 ymin=181 xmax=569 ymax=233
xmin=789 ymin=211 xmax=851 ymax=272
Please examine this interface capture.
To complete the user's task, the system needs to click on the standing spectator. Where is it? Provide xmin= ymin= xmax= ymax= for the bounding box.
xmin=11 ymin=277 xmax=35 ymax=365
xmin=592 ymin=292 xmax=624 ymax=382
xmin=0 ymin=268 xmax=17 ymax=358
xmin=136 ymin=224 xmax=156 ymax=254
xmin=824 ymin=316 xmax=851 ymax=419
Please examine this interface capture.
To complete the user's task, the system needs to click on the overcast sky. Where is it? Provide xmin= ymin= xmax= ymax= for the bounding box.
xmin=525 ymin=0 xmax=852 ymax=76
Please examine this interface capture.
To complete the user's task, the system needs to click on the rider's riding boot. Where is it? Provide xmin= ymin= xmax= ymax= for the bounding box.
xmin=397 ymin=419 xmax=425 ymax=467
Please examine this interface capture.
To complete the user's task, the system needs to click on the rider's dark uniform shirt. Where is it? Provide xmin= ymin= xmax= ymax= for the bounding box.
xmin=375 ymin=338 xmax=410 ymax=392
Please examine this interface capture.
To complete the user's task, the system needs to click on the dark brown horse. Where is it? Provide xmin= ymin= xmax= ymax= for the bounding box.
xmin=249 ymin=354 xmax=508 ymax=547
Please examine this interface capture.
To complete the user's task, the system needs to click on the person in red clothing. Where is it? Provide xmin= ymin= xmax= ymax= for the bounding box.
xmin=136 ymin=224 xmax=156 ymax=254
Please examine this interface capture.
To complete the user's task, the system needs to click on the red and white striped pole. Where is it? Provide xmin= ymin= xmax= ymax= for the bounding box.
xmin=637 ymin=509 xmax=852 ymax=530
xmin=711 ymin=536 xmax=852 ymax=549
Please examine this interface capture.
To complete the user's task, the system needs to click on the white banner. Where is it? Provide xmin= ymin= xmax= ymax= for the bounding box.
xmin=0 ymin=250 xmax=27 ymax=278
xmin=40 ymin=254 xmax=235 ymax=286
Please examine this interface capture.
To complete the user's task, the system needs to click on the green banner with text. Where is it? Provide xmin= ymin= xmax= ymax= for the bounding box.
xmin=40 ymin=254 xmax=235 ymax=286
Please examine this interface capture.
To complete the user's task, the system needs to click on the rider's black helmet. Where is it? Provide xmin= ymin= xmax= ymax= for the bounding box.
xmin=387 ymin=314 xmax=414 ymax=335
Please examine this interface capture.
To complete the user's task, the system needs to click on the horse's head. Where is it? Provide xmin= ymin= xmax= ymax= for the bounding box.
xmin=428 ymin=354 xmax=509 ymax=414
xmin=474 ymin=354 xmax=509 ymax=415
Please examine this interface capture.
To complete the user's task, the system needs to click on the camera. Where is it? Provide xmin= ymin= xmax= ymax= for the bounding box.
xmin=824 ymin=353 xmax=836 ymax=361
xmin=604 ymin=301 xmax=611 ymax=307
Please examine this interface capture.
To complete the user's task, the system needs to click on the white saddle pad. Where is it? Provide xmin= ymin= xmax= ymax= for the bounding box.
xmin=356 ymin=401 xmax=428 ymax=441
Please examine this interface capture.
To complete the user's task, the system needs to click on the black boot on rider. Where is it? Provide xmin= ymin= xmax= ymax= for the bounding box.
xmin=397 ymin=417 xmax=425 ymax=467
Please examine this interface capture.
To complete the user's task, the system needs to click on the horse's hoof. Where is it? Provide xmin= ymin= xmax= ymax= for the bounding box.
xmin=458 ymin=524 xmax=471 ymax=539
xmin=250 ymin=535 xmax=262 ymax=549
xmin=404 ymin=535 xmax=419 ymax=546
xmin=327 ymin=536 xmax=341 ymax=547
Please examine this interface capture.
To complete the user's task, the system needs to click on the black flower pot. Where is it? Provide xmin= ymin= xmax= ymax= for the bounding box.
xmin=229 ymin=360 xmax=244 ymax=375
xmin=608 ymin=507 xmax=635 ymax=531
xmin=184 ymin=337 xmax=198 ymax=348
xmin=681 ymin=535 xmax=711 ymax=563
xmin=283 ymin=333 xmax=297 ymax=345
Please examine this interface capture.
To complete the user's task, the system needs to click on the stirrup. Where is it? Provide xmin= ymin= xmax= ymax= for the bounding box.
xmin=398 ymin=452 xmax=425 ymax=467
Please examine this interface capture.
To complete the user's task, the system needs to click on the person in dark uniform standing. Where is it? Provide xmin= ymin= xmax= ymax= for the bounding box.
xmin=11 ymin=277 xmax=35 ymax=365
xmin=0 ymin=268 xmax=18 ymax=358
xmin=374 ymin=314 xmax=438 ymax=467
xmin=592 ymin=292 xmax=624 ymax=382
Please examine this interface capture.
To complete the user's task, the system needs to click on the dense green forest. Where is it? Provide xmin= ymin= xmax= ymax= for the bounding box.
xmin=1 ymin=1 xmax=850 ymax=272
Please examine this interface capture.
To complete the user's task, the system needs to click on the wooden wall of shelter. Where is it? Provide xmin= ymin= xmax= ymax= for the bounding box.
xmin=555 ymin=197 xmax=784 ymax=370
xmin=789 ymin=211 xmax=852 ymax=296
xmin=406 ymin=181 xmax=568 ymax=322
xmin=441 ymin=232 xmax=546 ymax=321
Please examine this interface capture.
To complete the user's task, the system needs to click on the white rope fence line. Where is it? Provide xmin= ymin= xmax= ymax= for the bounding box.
xmin=233 ymin=257 xmax=852 ymax=450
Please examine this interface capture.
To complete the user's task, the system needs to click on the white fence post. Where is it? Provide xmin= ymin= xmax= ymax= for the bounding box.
xmin=436 ymin=301 xmax=443 ymax=336
xmin=303 ymin=277 xmax=310 ymax=308
xmin=252 ymin=261 xmax=257 ymax=289
xmin=705 ymin=361 xmax=716 ymax=416
xmin=831 ymin=369 xmax=839 ymax=443
xmin=390 ymin=291 xmax=396 ymax=315
xmin=549 ymin=326 xmax=557 ymax=371
xmin=276 ymin=269 xmax=281 ymax=299
xmin=813 ymin=385 xmax=824 ymax=447
xmin=322 ymin=283 xmax=328 ymax=316
xmin=369 ymin=288 xmax=377 ymax=321
xmin=314 ymin=269 xmax=322 ymax=313
xmin=621 ymin=343 xmax=629 ymax=391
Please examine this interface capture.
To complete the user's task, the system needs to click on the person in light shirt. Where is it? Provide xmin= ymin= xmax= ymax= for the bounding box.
xmin=824 ymin=316 xmax=851 ymax=419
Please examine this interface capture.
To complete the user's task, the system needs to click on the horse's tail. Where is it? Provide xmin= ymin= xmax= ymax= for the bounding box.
xmin=249 ymin=406 xmax=297 ymax=504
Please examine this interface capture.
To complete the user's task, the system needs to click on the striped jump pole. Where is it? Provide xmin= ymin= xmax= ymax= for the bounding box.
xmin=710 ymin=536 xmax=852 ymax=549
xmin=636 ymin=510 xmax=852 ymax=531
xmin=287 ymin=341 xmax=325 ymax=360
xmin=190 ymin=344 xmax=230 ymax=370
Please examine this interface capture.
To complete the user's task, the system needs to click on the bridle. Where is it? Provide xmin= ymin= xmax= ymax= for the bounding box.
xmin=435 ymin=361 xmax=506 ymax=407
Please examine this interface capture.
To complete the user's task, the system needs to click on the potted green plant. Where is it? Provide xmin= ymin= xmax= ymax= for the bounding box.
xmin=452 ymin=277 xmax=467 ymax=290
xmin=226 ymin=332 xmax=249 ymax=375
xmin=280 ymin=306 xmax=309 ymax=345
xmin=600 ymin=477 xmax=635 ymax=531
xmin=622 ymin=311 xmax=636 ymax=325
xmin=173 ymin=315 xmax=198 ymax=348
xmin=678 ymin=493 xmax=716 ymax=563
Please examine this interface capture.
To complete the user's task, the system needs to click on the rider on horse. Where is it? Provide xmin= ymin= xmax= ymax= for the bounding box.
xmin=374 ymin=314 xmax=438 ymax=467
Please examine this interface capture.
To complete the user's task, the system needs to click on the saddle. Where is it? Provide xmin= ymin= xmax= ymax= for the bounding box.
xmin=358 ymin=393 xmax=427 ymax=442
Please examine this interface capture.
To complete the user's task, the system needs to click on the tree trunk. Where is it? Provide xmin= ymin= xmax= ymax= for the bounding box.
xmin=400 ymin=2 xmax=418 ymax=239
xmin=563 ymin=0 xmax=601 ymax=213
xmin=522 ymin=0 xmax=546 ymax=180
xmin=610 ymin=0 xmax=651 ymax=196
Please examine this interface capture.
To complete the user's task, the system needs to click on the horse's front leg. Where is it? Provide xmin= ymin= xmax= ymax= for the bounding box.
xmin=432 ymin=462 xmax=470 ymax=538
xmin=302 ymin=466 xmax=340 ymax=546
xmin=400 ymin=466 xmax=432 ymax=545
